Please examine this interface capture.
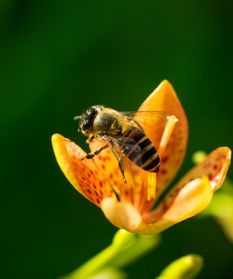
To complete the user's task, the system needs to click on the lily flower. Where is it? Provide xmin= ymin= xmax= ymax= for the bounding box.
xmin=51 ymin=80 xmax=231 ymax=234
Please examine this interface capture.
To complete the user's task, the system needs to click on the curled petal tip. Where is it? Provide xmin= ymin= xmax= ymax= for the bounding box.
xmin=51 ymin=133 xmax=61 ymax=142
xmin=203 ymin=146 xmax=231 ymax=191
xmin=139 ymin=80 xmax=188 ymax=195
xmin=171 ymin=147 xmax=231 ymax=194
xmin=51 ymin=133 xmax=86 ymax=196
xmin=215 ymin=147 xmax=231 ymax=190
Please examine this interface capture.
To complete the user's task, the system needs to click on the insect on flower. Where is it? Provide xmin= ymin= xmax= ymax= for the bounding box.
xmin=52 ymin=80 xmax=231 ymax=234
xmin=74 ymin=106 xmax=177 ymax=183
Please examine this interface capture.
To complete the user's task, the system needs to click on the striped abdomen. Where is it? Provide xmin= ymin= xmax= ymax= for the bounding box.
xmin=118 ymin=126 xmax=160 ymax=172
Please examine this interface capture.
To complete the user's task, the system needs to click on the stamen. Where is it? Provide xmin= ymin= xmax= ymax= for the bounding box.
xmin=159 ymin=115 xmax=178 ymax=157
xmin=147 ymin=183 xmax=151 ymax=201
xmin=147 ymin=173 xmax=157 ymax=200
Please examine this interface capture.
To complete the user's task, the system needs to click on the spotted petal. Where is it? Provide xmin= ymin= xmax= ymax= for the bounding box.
xmin=170 ymin=147 xmax=231 ymax=193
xmin=101 ymin=177 xmax=212 ymax=234
xmin=142 ymin=147 xmax=231 ymax=231
xmin=101 ymin=147 xmax=231 ymax=234
xmin=89 ymin=139 xmax=137 ymax=203
xmin=138 ymin=80 xmax=188 ymax=196
xmin=51 ymin=134 xmax=113 ymax=206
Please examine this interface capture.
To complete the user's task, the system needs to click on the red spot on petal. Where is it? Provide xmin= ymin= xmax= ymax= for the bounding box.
xmin=161 ymin=156 xmax=169 ymax=163
xmin=203 ymin=162 xmax=211 ymax=169
xmin=98 ymin=155 xmax=104 ymax=161
xmin=169 ymin=187 xmax=179 ymax=199
xmin=114 ymin=168 xmax=119 ymax=174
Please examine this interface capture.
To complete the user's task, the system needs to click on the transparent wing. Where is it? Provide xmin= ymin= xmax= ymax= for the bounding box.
xmin=100 ymin=135 xmax=124 ymax=161
xmin=120 ymin=111 xmax=178 ymax=151
xmin=120 ymin=110 xmax=172 ymax=120
xmin=101 ymin=135 xmax=141 ymax=162
xmin=121 ymin=111 xmax=174 ymax=122
xmin=120 ymin=111 xmax=177 ymax=132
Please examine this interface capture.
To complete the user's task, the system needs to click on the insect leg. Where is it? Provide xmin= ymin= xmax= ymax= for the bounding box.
xmin=108 ymin=139 xmax=127 ymax=183
xmin=118 ymin=160 xmax=126 ymax=183
xmin=82 ymin=144 xmax=108 ymax=160
xmin=86 ymin=135 xmax=95 ymax=144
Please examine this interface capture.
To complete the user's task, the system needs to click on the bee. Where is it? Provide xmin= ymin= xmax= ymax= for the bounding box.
xmin=75 ymin=105 xmax=171 ymax=180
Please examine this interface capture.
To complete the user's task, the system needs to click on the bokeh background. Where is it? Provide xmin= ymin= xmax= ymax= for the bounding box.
xmin=1 ymin=0 xmax=232 ymax=278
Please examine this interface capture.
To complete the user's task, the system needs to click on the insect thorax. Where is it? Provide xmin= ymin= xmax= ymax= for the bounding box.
xmin=93 ymin=111 xmax=122 ymax=136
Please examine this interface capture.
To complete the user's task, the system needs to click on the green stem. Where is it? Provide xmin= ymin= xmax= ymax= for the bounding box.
xmin=60 ymin=230 xmax=160 ymax=279
xmin=86 ymin=268 xmax=127 ymax=279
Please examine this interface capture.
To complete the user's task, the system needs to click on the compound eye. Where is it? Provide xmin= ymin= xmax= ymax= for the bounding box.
xmin=82 ymin=119 xmax=91 ymax=131
xmin=86 ymin=107 xmax=96 ymax=116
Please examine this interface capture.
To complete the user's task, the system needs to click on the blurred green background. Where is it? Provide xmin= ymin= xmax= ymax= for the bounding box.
xmin=0 ymin=0 xmax=232 ymax=278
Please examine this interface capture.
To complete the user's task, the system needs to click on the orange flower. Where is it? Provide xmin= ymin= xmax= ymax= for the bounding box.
xmin=51 ymin=81 xmax=231 ymax=234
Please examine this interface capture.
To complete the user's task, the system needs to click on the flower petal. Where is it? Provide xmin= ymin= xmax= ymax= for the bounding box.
xmin=138 ymin=80 xmax=188 ymax=195
xmin=89 ymin=140 xmax=125 ymax=186
xmin=173 ymin=147 xmax=231 ymax=192
xmin=142 ymin=147 xmax=231 ymax=227
xmin=51 ymin=134 xmax=112 ymax=206
xmin=89 ymin=139 xmax=149 ymax=204
xmin=101 ymin=177 xmax=213 ymax=234
xmin=101 ymin=197 xmax=142 ymax=232
xmin=141 ymin=176 xmax=213 ymax=234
